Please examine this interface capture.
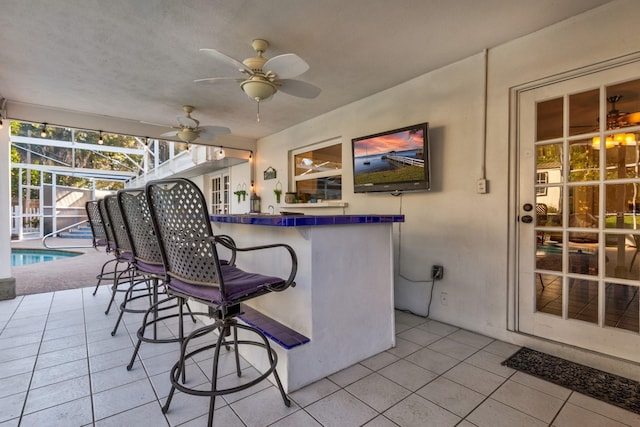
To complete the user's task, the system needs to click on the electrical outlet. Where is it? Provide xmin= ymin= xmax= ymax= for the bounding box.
xmin=432 ymin=265 xmax=444 ymax=280
xmin=477 ymin=178 xmax=488 ymax=194
xmin=440 ymin=292 xmax=448 ymax=305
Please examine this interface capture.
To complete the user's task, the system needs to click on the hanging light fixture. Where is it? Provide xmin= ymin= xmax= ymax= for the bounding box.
xmin=592 ymin=96 xmax=639 ymax=149
xmin=213 ymin=146 xmax=226 ymax=160
xmin=592 ymin=132 xmax=637 ymax=149
xmin=98 ymin=131 xmax=103 ymax=145
xmin=40 ymin=123 xmax=47 ymax=138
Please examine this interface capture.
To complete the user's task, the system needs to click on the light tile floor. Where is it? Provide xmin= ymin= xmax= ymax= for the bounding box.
xmin=1 ymin=287 xmax=640 ymax=426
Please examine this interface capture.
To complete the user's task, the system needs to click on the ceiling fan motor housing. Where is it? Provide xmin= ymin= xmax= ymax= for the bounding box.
xmin=241 ymin=77 xmax=276 ymax=101
xmin=177 ymin=128 xmax=199 ymax=143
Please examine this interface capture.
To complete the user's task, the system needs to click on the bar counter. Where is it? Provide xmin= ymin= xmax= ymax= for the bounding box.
xmin=209 ymin=213 xmax=404 ymax=392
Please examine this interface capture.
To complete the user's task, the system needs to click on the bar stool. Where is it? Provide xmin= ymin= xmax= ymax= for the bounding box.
xmin=146 ymin=178 xmax=297 ymax=427
xmin=96 ymin=198 xmax=140 ymax=315
xmin=104 ymin=194 xmax=155 ymax=335
xmin=85 ymin=200 xmax=118 ymax=296
xmin=117 ymin=187 xmax=197 ymax=371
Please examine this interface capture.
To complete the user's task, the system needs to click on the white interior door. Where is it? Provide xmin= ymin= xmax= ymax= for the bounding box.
xmin=517 ymin=60 xmax=640 ymax=362
xmin=210 ymin=171 xmax=230 ymax=214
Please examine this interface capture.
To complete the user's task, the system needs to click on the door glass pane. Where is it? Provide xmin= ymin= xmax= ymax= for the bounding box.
xmin=604 ymin=233 xmax=634 ymax=279
xmin=569 ymin=139 xmax=599 ymax=182
xmin=605 ymin=283 xmax=639 ymax=333
xmin=568 ymin=279 xmax=598 ymax=324
xmin=629 ymin=234 xmax=640 ymax=278
xmin=605 ymin=144 xmax=640 ymax=180
xmin=536 ymin=97 xmax=563 ymax=141
xmin=536 ymin=187 xmax=562 ymax=228
xmin=606 ymin=79 xmax=640 ymax=130
xmin=567 ymin=232 xmax=598 ymax=274
xmin=536 ymin=144 xmax=563 ymax=183
xmin=569 ymin=89 xmax=599 ymax=136
xmin=537 ymin=242 xmax=562 ymax=272
xmin=568 ymin=185 xmax=599 ymax=229
xmin=605 ymin=183 xmax=640 ymax=229
xmin=536 ymin=273 xmax=562 ymax=316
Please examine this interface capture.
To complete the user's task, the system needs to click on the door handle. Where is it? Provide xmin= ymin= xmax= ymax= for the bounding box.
xmin=521 ymin=215 xmax=533 ymax=223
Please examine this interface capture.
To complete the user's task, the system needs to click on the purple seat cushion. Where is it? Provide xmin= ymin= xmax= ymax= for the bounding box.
xmin=168 ymin=264 xmax=284 ymax=304
xmin=135 ymin=261 xmax=165 ymax=276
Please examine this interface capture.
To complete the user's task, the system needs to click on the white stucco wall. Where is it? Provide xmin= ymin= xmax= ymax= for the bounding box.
xmin=251 ymin=0 xmax=640 ymax=342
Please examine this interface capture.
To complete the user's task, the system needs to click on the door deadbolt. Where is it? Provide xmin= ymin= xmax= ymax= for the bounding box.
xmin=523 ymin=203 xmax=533 ymax=212
xmin=521 ymin=215 xmax=533 ymax=223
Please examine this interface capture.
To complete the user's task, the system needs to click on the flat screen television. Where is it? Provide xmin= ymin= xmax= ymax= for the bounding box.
xmin=352 ymin=122 xmax=430 ymax=194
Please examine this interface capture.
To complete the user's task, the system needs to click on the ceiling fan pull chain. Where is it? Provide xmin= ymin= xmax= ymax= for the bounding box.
xmin=256 ymin=99 xmax=260 ymax=122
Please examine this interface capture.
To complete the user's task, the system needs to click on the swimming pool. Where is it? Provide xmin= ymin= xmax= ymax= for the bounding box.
xmin=11 ymin=249 xmax=81 ymax=267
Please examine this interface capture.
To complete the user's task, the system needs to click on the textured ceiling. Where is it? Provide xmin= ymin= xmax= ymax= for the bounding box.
xmin=0 ymin=0 xmax=612 ymax=142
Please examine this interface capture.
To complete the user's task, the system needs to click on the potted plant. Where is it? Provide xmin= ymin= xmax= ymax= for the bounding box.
xmin=274 ymin=181 xmax=283 ymax=203
xmin=234 ymin=184 xmax=247 ymax=203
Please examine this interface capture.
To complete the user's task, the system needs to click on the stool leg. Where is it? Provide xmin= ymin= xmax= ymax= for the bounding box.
xmin=127 ymin=295 xmax=165 ymax=370
xmin=207 ymin=326 xmax=228 ymax=427
xmin=179 ymin=299 xmax=186 ymax=383
xmin=233 ymin=325 xmax=241 ymax=377
xmin=152 ymin=278 xmax=158 ymax=340
xmin=248 ymin=324 xmax=290 ymax=407
xmin=93 ymin=257 xmax=117 ymax=296
xmin=111 ymin=278 xmax=136 ymax=336
xmin=185 ymin=302 xmax=197 ymax=323
xmin=105 ymin=264 xmax=131 ymax=315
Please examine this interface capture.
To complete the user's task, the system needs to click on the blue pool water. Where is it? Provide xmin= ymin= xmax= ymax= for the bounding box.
xmin=11 ymin=249 xmax=80 ymax=267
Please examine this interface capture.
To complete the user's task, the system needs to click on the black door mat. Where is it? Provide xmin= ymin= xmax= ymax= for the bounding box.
xmin=502 ymin=347 xmax=640 ymax=415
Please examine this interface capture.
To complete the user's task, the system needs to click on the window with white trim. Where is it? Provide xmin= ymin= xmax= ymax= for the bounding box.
xmin=291 ymin=138 xmax=342 ymax=201
xmin=536 ymin=171 xmax=549 ymax=196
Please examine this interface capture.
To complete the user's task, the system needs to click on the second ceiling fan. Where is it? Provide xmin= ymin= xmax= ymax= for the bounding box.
xmin=195 ymin=39 xmax=321 ymax=121
xmin=155 ymin=105 xmax=230 ymax=145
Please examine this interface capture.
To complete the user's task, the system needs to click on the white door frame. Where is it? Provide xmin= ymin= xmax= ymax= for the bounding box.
xmin=508 ymin=52 xmax=640 ymax=362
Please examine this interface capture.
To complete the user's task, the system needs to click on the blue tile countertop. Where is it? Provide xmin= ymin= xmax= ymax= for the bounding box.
xmin=210 ymin=214 xmax=405 ymax=227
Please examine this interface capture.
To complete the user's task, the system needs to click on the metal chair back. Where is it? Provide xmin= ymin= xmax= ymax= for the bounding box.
xmin=86 ymin=200 xmax=107 ymax=249
xmin=105 ymin=194 xmax=133 ymax=255
xmin=145 ymin=178 xmax=227 ymax=293
xmin=98 ymin=198 xmax=116 ymax=253
xmin=117 ymin=188 xmax=164 ymax=268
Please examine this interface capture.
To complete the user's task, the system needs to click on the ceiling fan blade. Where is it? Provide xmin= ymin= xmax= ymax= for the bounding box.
xmin=624 ymin=112 xmax=640 ymax=125
xmin=198 ymin=126 xmax=231 ymax=141
xmin=160 ymin=130 xmax=179 ymax=137
xmin=194 ymin=77 xmax=244 ymax=83
xmin=200 ymin=48 xmax=252 ymax=74
xmin=177 ymin=116 xmax=199 ymax=128
xmin=196 ymin=132 xmax=216 ymax=141
xmin=200 ymin=125 xmax=231 ymax=135
xmin=278 ymin=79 xmax=321 ymax=99
xmin=264 ymin=54 xmax=309 ymax=80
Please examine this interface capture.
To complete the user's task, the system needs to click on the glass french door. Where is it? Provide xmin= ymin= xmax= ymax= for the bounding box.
xmin=210 ymin=172 xmax=230 ymax=214
xmin=517 ymin=60 xmax=640 ymax=362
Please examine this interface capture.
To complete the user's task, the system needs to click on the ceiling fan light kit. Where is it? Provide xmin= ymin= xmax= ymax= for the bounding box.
xmin=240 ymin=78 xmax=276 ymax=102
xmin=591 ymin=95 xmax=640 ymax=149
xmin=197 ymin=38 xmax=321 ymax=121
xmin=176 ymin=128 xmax=200 ymax=143
xmin=155 ymin=105 xmax=230 ymax=144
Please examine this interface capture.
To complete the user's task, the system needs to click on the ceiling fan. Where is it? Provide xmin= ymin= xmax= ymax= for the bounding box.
xmin=195 ymin=39 xmax=321 ymax=121
xmin=150 ymin=105 xmax=230 ymax=145
xmin=591 ymin=96 xmax=640 ymax=149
